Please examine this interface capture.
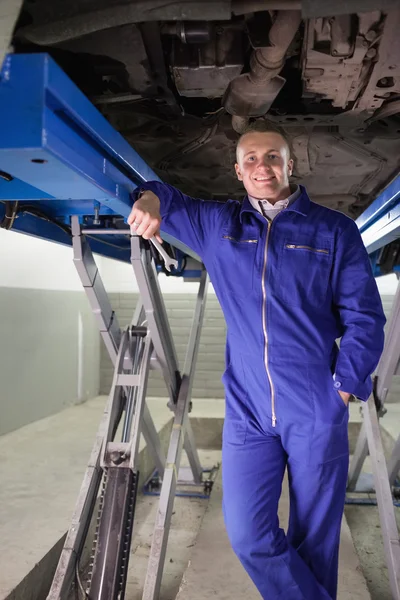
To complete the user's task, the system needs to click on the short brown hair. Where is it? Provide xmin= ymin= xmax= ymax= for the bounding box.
xmin=236 ymin=120 xmax=292 ymax=160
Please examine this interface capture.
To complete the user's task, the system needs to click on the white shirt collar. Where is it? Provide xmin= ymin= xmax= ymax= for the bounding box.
xmin=248 ymin=185 xmax=300 ymax=214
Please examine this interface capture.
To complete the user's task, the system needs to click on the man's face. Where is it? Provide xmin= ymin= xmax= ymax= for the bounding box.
xmin=235 ymin=131 xmax=294 ymax=202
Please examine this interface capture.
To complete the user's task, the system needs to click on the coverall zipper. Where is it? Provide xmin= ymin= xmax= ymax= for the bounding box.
xmin=285 ymin=244 xmax=329 ymax=254
xmin=261 ymin=219 xmax=276 ymax=427
xmin=223 ymin=235 xmax=258 ymax=243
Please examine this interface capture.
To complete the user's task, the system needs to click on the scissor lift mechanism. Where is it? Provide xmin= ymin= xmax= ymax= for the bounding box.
xmin=0 ymin=53 xmax=399 ymax=599
xmin=48 ymin=218 xmax=209 ymax=599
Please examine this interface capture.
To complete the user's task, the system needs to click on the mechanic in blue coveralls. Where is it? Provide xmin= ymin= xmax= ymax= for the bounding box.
xmin=128 ymin=122 xmax=386 ymax=600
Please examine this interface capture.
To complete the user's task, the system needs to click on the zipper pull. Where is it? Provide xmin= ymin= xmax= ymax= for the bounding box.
xmin=272 ymin=415 xmax=276 ymax=428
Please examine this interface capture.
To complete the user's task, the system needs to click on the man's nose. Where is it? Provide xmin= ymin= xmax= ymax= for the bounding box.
xmin=257 ymin=158 xmax=272 ymax=170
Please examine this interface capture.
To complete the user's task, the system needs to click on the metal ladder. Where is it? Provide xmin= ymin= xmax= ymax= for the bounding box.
xmin=47 ymin=217 xmax=209 ymax=600
xmin=347 ymin=275 xmax=400 ymax=600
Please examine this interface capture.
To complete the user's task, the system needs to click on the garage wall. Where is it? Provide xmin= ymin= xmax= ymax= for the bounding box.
xmin=0 ymin=229 xmax=101 ymax=435
xmin=98 ymin=255 xmax=226 ymax=399
xmin=100 ymin=292 xmax=226 ymax=399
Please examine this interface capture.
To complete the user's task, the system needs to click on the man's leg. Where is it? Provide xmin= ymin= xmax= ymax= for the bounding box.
xmin=287 ymin=454 xmax=349 ymax=600
xmin=222 ymin=421 xmax=332 ymax=600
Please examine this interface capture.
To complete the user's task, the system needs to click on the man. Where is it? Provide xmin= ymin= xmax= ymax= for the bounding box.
xmin=128 ymin=122 xmax=386 ymax=599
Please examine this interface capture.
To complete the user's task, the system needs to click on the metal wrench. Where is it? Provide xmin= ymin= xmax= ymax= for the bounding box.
xmin=149 ymin=237 xmax=178 ymax=272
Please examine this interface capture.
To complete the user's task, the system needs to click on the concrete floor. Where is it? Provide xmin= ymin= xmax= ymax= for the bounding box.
xmin=0 ymin=396 xmax=399 ymax=600
xmin=123 ymin=449 xmax=221 ymax=600
xmin=0 ymin=396 xmax=174 ymax=600
xmin=176 ymin=469 xmax=371 ymax=600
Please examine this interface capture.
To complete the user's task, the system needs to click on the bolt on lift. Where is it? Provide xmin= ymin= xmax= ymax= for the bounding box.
xmin=0 ymin=53 xmax=399 ymax=599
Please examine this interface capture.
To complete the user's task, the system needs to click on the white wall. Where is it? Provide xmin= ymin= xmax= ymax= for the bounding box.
xmin=376 ymin=273 xmax=399 ymax=296
xmin=0 ymin=229 xmax=88 ymax=291
xmin=0 ymin=229 xmax=101 ymax=434
xmin=98 ymin=255 xmax=216 ymax=294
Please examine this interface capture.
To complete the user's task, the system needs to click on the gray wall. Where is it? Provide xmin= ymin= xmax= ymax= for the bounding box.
xmin=100 ymin=293 xmax=399 ymax=404
xmin=0 ymin=289 xmax=100 ymax=435
xmin=100 ymin=293 xmax=226 ymax=398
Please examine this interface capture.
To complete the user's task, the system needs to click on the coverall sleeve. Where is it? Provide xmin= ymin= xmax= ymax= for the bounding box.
xmin=132 ymin=181 xmax=226 ymax=258
xmin=331 ymin=219 xmax=386 ymax=401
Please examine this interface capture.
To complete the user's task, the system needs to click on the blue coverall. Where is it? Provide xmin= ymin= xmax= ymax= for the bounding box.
xmin=133 ymin=182 xmax=386 ymax=599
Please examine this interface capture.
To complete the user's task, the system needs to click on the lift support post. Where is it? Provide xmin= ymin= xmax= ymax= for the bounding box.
xmin=347 ymin=175 xmax=400 ymax=599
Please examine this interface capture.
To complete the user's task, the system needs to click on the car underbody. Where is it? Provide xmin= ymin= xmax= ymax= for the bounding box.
xmin=8 ymin=0 xmax=400 ymax=217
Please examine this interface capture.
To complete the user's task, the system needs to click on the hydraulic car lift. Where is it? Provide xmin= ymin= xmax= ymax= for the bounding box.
xmin=0 ymin=53 xmax=399 ymax=599
xmin=50 ymin=218 xmax=210 ymax=600
xmin=348 ymin=175 xmax=400 ymax=600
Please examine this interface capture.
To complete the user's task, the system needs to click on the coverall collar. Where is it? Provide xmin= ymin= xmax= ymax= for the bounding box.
xmin=239 ymin=185 xmax=310 ymax=223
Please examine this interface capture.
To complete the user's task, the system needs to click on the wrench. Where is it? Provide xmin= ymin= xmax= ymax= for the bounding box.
xmin=149 ymin=237 xmax=178 ymax=272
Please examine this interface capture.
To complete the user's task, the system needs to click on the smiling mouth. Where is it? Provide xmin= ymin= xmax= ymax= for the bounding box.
xmin=253 ymin=176 xmax=275 ymax=182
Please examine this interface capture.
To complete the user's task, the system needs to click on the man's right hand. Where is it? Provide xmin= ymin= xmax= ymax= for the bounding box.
xmin=128 ymin=190 xmax=162 ymax=242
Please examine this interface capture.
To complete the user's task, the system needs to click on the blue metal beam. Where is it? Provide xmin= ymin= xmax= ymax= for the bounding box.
xmin=356 ymin=174 xmax=400 ymax=255
xmin=0 ymin=52 xmax=199 ymax=263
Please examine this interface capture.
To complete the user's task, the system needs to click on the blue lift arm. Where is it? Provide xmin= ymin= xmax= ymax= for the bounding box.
xmin=356 ymin=174 xmax=400 ymax=277
xmin=0 ymin=52 xmax=201 ymax=271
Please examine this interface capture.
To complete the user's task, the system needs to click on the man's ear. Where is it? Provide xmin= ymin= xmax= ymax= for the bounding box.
xmin=235 ymin=163 xmax=243 ymax=181
xmin=288 ymin=158 xmax=294 ymax=177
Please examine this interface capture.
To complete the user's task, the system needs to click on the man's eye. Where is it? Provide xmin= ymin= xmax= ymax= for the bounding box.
xmin=268 ymin=154 xmax=277 ymax=160
xmin=247 ymin=156 xmax=256 ymax=161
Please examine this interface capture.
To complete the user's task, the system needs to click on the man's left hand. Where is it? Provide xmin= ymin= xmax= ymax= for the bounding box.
xmin=338 ymin=391 xmax=351 ymax=406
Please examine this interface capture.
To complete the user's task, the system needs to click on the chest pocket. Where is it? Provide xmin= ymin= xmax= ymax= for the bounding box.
xmin=276 ymin=237 xmax=333 ymax=307
xmin=212 ymin=226 xmax=259 ymax=298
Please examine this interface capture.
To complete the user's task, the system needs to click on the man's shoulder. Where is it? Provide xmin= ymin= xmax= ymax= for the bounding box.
xmin=224 ymin=198 xmax=242 ymax=209
xmin=212 ymin=198 xmax=242 ymax=218
xmin=309 ymin=199 xmax=356 ymax=231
